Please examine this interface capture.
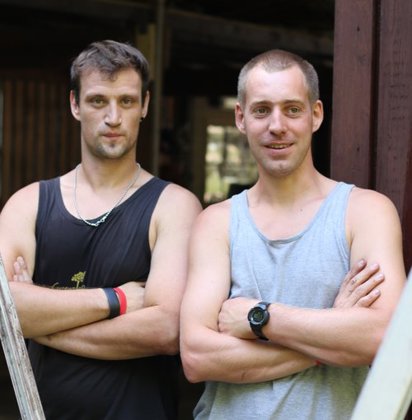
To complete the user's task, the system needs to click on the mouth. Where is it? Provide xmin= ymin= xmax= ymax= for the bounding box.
xmin=102 ymin=132 xmax=123 ymax=138
xmin=266 ymin=143 xmax=291 ymax=150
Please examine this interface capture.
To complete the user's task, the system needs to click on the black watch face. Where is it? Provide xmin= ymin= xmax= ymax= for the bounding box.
xmin=248 ymin=307 xmax=269 ymax=326
xmin=251 ymin=309 xmax=265 ymax=323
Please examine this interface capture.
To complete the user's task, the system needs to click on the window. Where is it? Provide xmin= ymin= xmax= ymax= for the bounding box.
xmin=204 ymin=124 xmax=257 ymax=204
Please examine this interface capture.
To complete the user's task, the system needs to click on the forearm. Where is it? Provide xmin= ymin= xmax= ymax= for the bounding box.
xmin=181 ymin=326 xmax=315 ymax=384
xmin=265 ymin=304 xmax=387 ymax=366
xmin=10 ymin=282 xmax=109 ymax=337
xmin=35 ymin=305 xmax=179 ymax=360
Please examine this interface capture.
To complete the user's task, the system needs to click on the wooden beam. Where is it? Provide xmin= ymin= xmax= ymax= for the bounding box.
xmin=374 ymin=0 xmax=412 ymax=214
xmin=375 ymin=0 xmax=412 ymax=275
xmin=0 ymin=0 xmax=152 ymax=22
xmin=0 ymin=257 xmax=45 ymax=419
xmin=0 ymin=0 xmax=333 ymax=57
xmin=330 ymin=0 xmax=376 ymax=187
xmin=166 ymin=8 xmax=333 ymax=58
xmin=403 ymin=160 xmax=412 ymax=271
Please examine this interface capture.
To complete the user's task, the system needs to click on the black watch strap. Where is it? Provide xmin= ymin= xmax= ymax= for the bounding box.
xmin=248 ymin=301 xmax=271 ymax=340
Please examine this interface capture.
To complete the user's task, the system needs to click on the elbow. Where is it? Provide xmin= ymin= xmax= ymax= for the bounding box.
xmin=365 ymin=313 xmax=394 ymax=364
xmin=341 ymin=325 xmax=386 ymax=367
xmin=180 ymin=350 xmax=205 ymax=383
xmin=345 ymin=311 xmax=394 ymax=366
xmin=364 ymin=324 xmax=387 ymax=364
xmin=180 ymin=340 xmax=208 ymax=383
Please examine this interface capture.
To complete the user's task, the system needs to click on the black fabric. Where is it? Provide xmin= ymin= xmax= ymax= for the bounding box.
xmin=30 ymin=176 xmax=179 ymax=420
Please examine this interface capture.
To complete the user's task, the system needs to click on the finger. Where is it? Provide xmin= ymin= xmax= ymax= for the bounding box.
xmin=349 ymin=262 xmax=380 ymax=290
xmin=16 ymin=255 xmax=27 ymax=269
xmin=13 ymin=260 xmax=22 ymax=275
xmin=349 ymin=272 xmax=383 ymax=304
xmin=341 ymin=259 xmax=367 ymax=288
xmin=22 ymin=270 xmax=32 ymax=283
xmin=356 ymin=272 xmax=384 ymax=296
xmin=355 ymin=288 xmax=381 ymax=308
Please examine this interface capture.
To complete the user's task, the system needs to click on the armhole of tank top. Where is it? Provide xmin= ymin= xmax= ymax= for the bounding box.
xmin=338 ymin=183 xmax=353 ymax=263
xmin=35 ymin=180 xmax=47 ymax=236
xmin=229 ymin=193 xmax=244 ymax=258
xmin=36 ymin=178 xmax=61 ymax=235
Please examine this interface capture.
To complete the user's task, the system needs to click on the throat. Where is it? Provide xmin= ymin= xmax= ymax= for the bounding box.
xmin=73 ymin=163 xmax=141 ymax=227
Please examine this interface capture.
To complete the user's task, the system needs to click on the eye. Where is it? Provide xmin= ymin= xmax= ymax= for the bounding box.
xmin=252 ymin=106 xmax=269 ymax=117
xmin=89 ymin=96 xmax=106 ymax=107
xmin=121 ymin=97 xmax=136 ymax=107
xmin=286 ymin=106 xmax=302 ymax=116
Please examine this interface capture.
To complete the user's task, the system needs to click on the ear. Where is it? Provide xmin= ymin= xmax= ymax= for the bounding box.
xmin=235 ymin=102 xmax=246 ymax=134
xmin=142 ymin=91 xmax=150 ymax=119
xmin=312 ymin=100 xmax=324 ymax=133
xmin=70 ymin=90 xmax=81 ymax=122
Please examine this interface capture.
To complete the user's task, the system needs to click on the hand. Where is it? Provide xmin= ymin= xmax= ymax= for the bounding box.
xmin=117 ymin=281 xmax=146 ymax=313
xmin=218 ymin=297 xmax=258 ymax=339
xmin=333 ymin=259 xmax=384 ymax=308
xmin=12 ymin=256 xmax=33 ymax=284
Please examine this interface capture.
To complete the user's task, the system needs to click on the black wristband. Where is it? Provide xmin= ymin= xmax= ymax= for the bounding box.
xmin=102 ymin=288 xmax=120 ymax=319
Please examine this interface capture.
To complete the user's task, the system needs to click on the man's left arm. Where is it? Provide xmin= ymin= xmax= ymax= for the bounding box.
xmin=34 ymin=185 xmax=202 ymax=359
xmin=220 ymin=189 xmax=406 ymax=367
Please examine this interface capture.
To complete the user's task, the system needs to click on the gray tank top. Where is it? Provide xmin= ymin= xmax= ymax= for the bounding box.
xmin=194 ymin=182 xmax=369 ymax=420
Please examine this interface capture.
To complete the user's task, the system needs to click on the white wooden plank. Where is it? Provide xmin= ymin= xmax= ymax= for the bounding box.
xmin=351 ymin=268 xmax=412 ymax=420
xmin=0 ymin=256 xmax=45 ymax=419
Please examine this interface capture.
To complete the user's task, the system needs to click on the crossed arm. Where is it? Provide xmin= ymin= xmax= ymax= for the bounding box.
xmin=0 ymin=182 xmax=202 ymax=360
xmin=180 ymin=189 xmax=406 ymax=383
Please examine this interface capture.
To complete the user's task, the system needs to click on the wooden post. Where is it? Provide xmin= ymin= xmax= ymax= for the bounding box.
xmin=330 ymin=0 xmax=376 ymax=188
xmin=0 ymin=257 xmax=45 ymax=419
xmin=351 ymin=269 xmax=412 ymax=419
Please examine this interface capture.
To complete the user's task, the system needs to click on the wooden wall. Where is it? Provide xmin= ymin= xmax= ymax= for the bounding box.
xmin=1 ymin=73 xmax=80 ymax=206
xmin=332 ymin=0 xmax=412 ymax=415
xmin=331 ymin=0 xmax=412 ymax=414
xmin=331 ymin=0 xmax=412 ymax=272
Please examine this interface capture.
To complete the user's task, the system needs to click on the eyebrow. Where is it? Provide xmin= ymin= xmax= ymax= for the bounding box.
xmin=83 ymin=92 xmax=140 ymax=100
xmin=249 ymin=98 xmax=306 ymax=108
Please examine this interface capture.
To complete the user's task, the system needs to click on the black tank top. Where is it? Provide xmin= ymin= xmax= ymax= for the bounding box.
xmin=30 ymin=176 xmax=179 ymax=420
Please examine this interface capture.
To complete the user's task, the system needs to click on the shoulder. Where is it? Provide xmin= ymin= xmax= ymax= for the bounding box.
xmin=348 ymin=186 xmax=399 ymax=217
xmin=161 ymin=181 xmax=199 ymax=202
xmin=198 ymin=198 xmax=231 ymax=220
xmin=0 ymin=182 xmax=40 ymax=267
xmin=159 ymin=182 xmax=202 ymax=213
xmin=1 ymin=182 xmax=40 ymax=216
xmin=347 ymin=186 xmax=401 ymax=238
xmin=150 ymin=182 xmax=202 ymax=233
xmin=192 ymin=198 xmax=231 ymax=238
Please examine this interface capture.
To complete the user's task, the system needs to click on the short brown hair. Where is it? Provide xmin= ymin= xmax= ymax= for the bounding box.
xmin=70 ymin=40 xmax=150 ymax=103
xmin=237 ymin=49 xmax=319 ymax=106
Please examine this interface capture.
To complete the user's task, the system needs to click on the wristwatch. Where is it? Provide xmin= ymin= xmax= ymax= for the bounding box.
xmin=247 ymin=301 xmax=271 ymax=340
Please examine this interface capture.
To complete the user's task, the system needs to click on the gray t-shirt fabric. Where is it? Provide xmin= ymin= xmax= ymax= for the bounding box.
xmin=194 ymin=182 xmax=369 ymax=420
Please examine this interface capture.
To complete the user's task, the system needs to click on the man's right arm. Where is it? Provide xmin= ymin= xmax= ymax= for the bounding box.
xmin=0 ymin=184 xmax=136 ymax=337
xmin=180 ymin=202 xmax=319 ymax=384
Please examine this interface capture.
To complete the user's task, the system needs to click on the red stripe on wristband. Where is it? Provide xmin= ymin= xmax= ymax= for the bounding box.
xmin=114 ymin=287 xmax=127 ymax=315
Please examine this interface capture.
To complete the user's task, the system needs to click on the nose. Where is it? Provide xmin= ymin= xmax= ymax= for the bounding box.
xmin=104 ymin=102 xmax=122 ymax=126
xmin=268 ymin=109 xmax=287 ymax=136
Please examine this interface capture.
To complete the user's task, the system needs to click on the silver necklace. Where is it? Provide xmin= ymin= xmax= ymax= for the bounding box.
xmin=74 ymin=163 xmax=141 ymax=227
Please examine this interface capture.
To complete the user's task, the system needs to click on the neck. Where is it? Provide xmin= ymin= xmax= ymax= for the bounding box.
xmin=73 ymin=162 xmax=142 ymax=227
xmin=250 ymin=169 xmax=332 ymax=208
xmin=77 ymin=159 xmax=140 ymax=191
